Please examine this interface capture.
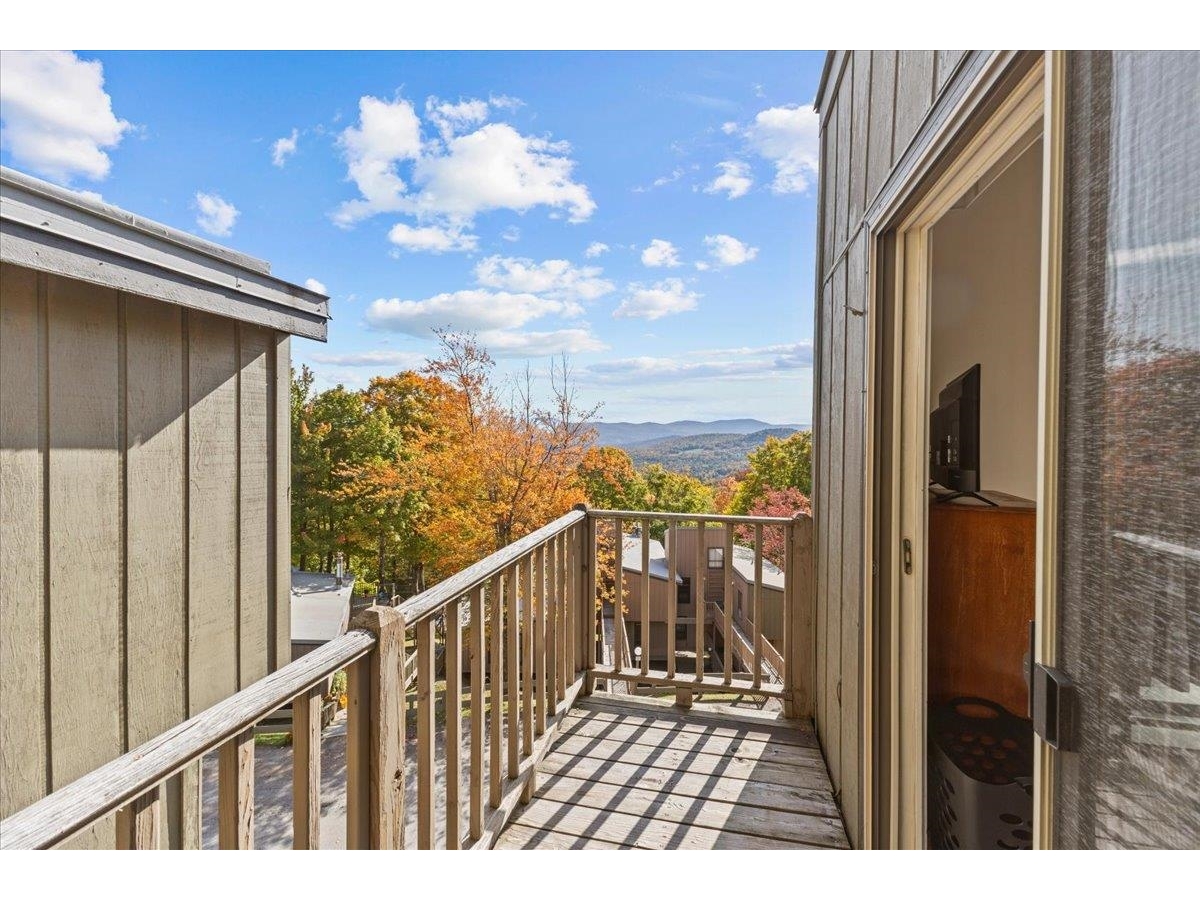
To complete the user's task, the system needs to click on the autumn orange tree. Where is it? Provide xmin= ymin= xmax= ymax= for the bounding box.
xmin=292 ymin=331 xmax=600 ymax=596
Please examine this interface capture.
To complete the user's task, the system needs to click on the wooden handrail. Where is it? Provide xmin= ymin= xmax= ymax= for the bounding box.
xmin=396 ymin=508 xmax=586 ymax=626
xmin=1 ymin=506 xmax=810 ymax=851
xmin=0 ymin=629 xmax=374 ymax=850
xmin=589 ymin=509 xmax=791 ymax=526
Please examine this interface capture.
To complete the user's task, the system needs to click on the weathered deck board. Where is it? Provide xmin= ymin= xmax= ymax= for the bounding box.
xmin=558 ymin=715 xmax=826 ymax=768
xmin=496 ymin=695 xmax=847 ymax=850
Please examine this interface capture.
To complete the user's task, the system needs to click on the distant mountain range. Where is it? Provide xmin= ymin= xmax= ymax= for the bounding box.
xmin=624 ymin=427 xmax=804 ymax=482
xmin=591 ymin=418 xmax=808 ymax=448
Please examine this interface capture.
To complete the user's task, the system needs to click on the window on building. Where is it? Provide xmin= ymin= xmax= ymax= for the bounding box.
xmin=677 ymin=576 xmax=691 ymax=608
xmin=675 ymin=624 xmax=688 ymax=642
xmin=707 ymin=546 xmax=724 ymax=569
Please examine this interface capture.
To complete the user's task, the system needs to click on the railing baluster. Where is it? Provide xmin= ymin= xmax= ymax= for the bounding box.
xmin=218 ymin=728 xmax=254 ymax=849
xmin=116 ymin=785 xmax=161 ymax=850
xmin=346 ymin=606 xmax=406 ymax=850
xmin=586 ymin=512 xmax=597 ymax=692
xmin=547 ymin=533 xmax=559 ymax=705
xmin=753 ymin=524 xmax=764 ymax=690
xmin=641 ymin=525 xmax=651 ymax=677
xmin=566 ymin=523 xmax=577 ymax=684
xmin=488 ymin=573 xmax=503 ymax=810
xmin=416 ymin=615 xmax=436 ymax=849
xmin=557 ymin=531 xmax=568 ymax=703
xmin=506 ymin=564 xmax=519 ymax=778
xmin=535 ymin=543 xmax=547 ymax=736
xmin=613 ymin=516 xmax=624 ymax=681
xmin=522 ymin=554 xmax=534 ymax=756
xmin=445 ymin=598 xmax=463 ymax=849
xmin=667 ymin=522 xmax=677 ymax=681
xmin=695 ymin=517 xmax=705 ymax=682
xmin=469 ymin=586 xmax=484 ymax=841
xmin=291 ymin=684 xmax=322 ymax=849
xmin=724 ymin=523 xmax=734 ymax=684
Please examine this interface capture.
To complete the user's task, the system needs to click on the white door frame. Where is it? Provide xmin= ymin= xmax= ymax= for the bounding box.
xmin=882 ymin=59 xmax=1047 ymax=848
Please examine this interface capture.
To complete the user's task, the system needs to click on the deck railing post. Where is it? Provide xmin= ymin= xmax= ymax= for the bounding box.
xmin=784 ymin=514 xmax=814 ymax=719
xmin=346 ymin=605 xmax=406 ymax=849
xmin=579 ymin=505 xmax=596 ymax=696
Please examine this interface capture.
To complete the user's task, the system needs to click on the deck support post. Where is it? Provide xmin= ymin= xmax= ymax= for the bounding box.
xmin=346 ymin=604 xmax=407 ymax=849
xmin=675 ymin=686 xmax=693 ymax=709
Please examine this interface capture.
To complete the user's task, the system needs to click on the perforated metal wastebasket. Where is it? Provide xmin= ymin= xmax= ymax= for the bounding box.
xmin=928 ymin=697 xmax=1034 ymax=849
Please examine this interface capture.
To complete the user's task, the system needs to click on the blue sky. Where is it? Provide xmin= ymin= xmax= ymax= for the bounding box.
xmin=1 ymin=50 xmax=825 ymax=423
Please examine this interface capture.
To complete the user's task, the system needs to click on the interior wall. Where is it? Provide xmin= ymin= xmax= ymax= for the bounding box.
xmin=929 ymin=142 xmax=1042 ymax=500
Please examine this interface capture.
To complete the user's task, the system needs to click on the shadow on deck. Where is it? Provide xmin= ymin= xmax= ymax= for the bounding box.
xmin=496 ymin=693 xmax=849 ymax=850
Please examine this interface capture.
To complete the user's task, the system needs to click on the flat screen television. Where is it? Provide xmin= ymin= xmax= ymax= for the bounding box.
xmin=929 ymin=364 xmax=991 ymax=503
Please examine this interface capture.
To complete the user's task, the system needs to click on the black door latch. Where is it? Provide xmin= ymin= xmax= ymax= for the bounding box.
xmin=1032 ymin=662 xmax=1078 ymax=752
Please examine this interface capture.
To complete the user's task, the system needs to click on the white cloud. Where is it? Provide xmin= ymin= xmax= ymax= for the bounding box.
xmin=331 ymin=94 xmax=594 ymax=250
xmin=304 ymin=277 xmax=328 ymax=295
xmin=425 ymin=96 xmax=490 ymax=140
xmin=194 ymin=192 xmax=239 ymax=237
xmin=365 ymin=289 xmax=578 ymax=336
xmin=387 ymin=222 xmax=478 ymax=254
xmin=641 ymin=238 xmax=682 ymax=268
xmin=488 ymin=94 xmax=524 ymax=112
xmin=586 ymin=341 xmax=813 ymax=382
xmin=479 ymin=328 xmax=607 ymax=357
xmin=613 ymin=278 xmax=699 ymax=320
xmin=0 ymin=50 xmax=131 ymax=183
xmin=332 ymin=95 xmax=423 ymax=226
xmin=703 ymin=234 xmax=759 ymax=267
xmin=704 ymin=160 xmax=753 ymax=199
xmin=308 ymin=349 xmax=425 ymax=368
xmin=720 ymin=121 xmax=739 ymax=135
xmin=634 ymin=167 xmax=686 ymax=192
xmin=744 ymin=104 xmax=820 ymax=194
xmin=501 ymin=225 xmax=521 ymax=242
xmin=585 ymin=242 xmax=610 ymax=258
xmin=410 ymin=123 xmax=595 ymax=224
xmin=271 ymin=129 xmax=299 ymax=167
xmin=474 ymin=255 xmax=613 ymax=302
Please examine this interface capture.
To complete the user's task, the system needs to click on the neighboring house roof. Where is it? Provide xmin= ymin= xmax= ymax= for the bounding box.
xmin=290 ymin=569 xmax=355 ymax=644
xmin=621 ymin=534 xmax=682 ymax=583
xmin=0 ymin=166 xmax=329 ymax=340
xmin=730 ymin=544 xmax=785 ymax=591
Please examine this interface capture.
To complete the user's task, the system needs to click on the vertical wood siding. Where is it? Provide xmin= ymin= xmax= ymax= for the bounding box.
xmin=814 ymin=50 xmax=944 ymax=847
xmin=0 ymin=264 xmax=290 ymax=846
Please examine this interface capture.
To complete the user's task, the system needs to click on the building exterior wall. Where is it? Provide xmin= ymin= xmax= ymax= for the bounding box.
xmin=813 ymin=50 xmax=975 ymax=848
xmin=0 ymin=262 xmax=291 ymax=841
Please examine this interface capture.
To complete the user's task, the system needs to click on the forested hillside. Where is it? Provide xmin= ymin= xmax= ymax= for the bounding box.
xmin=626 ymin=427 xmax=799 ymax=480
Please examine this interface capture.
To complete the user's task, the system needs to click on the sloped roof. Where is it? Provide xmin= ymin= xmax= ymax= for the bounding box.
xmin=0 ymin=166 xmax=329 ymax=339
xmin=620 ymin=534 xmax=682 ymax=583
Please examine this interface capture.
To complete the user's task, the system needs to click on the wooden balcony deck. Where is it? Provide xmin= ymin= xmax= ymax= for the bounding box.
xmin=496 ymin=693 xmax=848 ymax=850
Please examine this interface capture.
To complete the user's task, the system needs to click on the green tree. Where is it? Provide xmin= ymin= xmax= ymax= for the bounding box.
xmin=290 ymin=370 xmax=398 ymax=575
xmin=577 ymin=446 xmax=647 ymax=510
xmin=727 ymin=431 xmax=812 ymax=515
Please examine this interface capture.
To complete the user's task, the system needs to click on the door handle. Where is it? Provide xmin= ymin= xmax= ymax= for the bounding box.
xmin=1032 ymin=663 xmax=1078 ymax=751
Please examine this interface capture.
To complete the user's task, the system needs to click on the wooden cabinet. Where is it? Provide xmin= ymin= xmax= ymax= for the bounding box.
xmin=928 ymin=492 xmax=1035 ymax=715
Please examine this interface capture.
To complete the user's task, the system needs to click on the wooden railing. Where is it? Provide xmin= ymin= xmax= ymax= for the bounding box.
xmin=586 ymin=510 xmax=812 ymax=716
xmin=0 ymin=506 xmax=812 ymax=850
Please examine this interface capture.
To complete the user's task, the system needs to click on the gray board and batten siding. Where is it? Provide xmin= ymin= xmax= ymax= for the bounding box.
xmin=0 ymin=166 xmax=328 ymax=845
xmin=810 ymin=50 xmax=1042 ymax=848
